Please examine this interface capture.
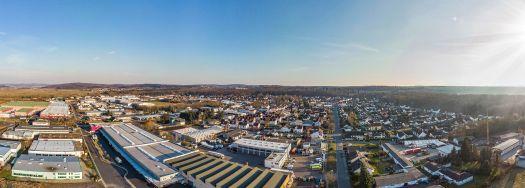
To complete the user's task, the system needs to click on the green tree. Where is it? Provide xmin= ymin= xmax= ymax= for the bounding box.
xmin=359 ymin=165 xmax=374 ymax=188
xmin=460 ymin=138 xmax=473 ymax=163
xmin=478 ymin=147 xmax=492 ymax=175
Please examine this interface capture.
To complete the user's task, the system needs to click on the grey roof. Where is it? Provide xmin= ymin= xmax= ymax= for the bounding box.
xmin=100 ymin=123 xmax=194 ymax=180
xmin=493 ymin=138 xmax=520 ymax=151
xmin=15 ymin=125 xmax=70 ymax=132
xmin=29 ymin=140 xmax=81 ymax=153
xmin=41 ymin=101 xmax=70 ymax=116
xmin=0 ymin=140 xmax=21 ymax=149
xmin=0 ymin=147 xmax=10 ymax=156
xmin=233 ymin=138 xmax=290 ymax=152
xmin=382 ymin=143 xmax=413 ymax=168
xmin=375 ymin=168 xmax=426 ymax=187
xmin=13 ymin=154 xmax=82 ymax=173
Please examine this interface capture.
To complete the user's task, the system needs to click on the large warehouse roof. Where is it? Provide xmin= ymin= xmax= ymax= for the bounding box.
xmin=13 ymin=154 xmax=82 ymax=173
xmin=100 ymin=123 xmax=194 ymax=183
xmin=233 ymin=138 xmax=291 ymax=152
xmin=168 ymin=152 xmax=291 ymax=188
xmin=41 ymin=101 xmax=70 ymax=116
xmin=493 ymin=138 xmax=520 ymax=151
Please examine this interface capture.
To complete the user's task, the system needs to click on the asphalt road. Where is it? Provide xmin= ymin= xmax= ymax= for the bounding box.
xmin=333 ymin=106 xmax=352 ymax=188
xmin=83 ymin=130 xmax=138 ymax=188
xmin=95 ymin=131 xmax=151 ymax=188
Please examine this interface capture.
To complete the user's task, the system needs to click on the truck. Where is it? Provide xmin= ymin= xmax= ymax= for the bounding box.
xmin=207 ymin=151 xmax=225 ymax=159
xmin=200 ymin=142 xmax=215 ymax=150
xmin=115 ymin=157 xmax=122 ymax=164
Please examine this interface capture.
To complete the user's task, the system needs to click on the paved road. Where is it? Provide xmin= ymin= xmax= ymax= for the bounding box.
xmin=333 ymin=106 xmax=352 ymax=188
xmin=83 ymin=130 xmax=135 ymax=188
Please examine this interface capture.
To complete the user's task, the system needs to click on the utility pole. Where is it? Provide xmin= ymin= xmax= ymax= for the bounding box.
xmin=486 ymin=109 xmax=490 ymax=146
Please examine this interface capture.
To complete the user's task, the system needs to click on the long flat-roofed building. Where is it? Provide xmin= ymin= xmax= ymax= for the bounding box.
xmin=173 ymin=126 xmax=223 ymax=143
xmin=168 ymin=152 xmax=292 ymax=188
xmin=12 ymin=154 xmax=82 ymax=180
xmin=40 ymin=101 xmax=70 ymax=119
xmin=0 ymin=140 xmax=21 ymax=166
xmin=231 ymin=138 xmax=291 ymax=157
xmin=28 ymin=140 xmax=84 ymax=157
xmin=100 ymin=123 xmax=195 ymax=187
xmin=14 ymin=125 xmax=71 ymax=135
xmin=381 ymin=143 xmax=414 ymax=171
xmin=492 ymin=138 xmax=522 ymax=161
xmin=38 ymin=133 xmax=83 ymax=143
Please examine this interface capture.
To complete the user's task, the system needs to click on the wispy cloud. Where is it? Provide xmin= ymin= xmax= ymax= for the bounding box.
xmin=92 ymin=56 xmax=100 ymax=61
xmin=322 ymin=42 xmax=380 ymax=53
xmin=291 ymin=35 xmax=379 ymax=53
xmin=291 ymin=66 xmax=310 ymax=72
xmin=40 ymin=46 xmax=59 ymax=53
xmin=0 ymin=32 xmax=6 ymax=36
xmin=107 ymin=50 xmax=116 ymax=55
xmin=5 ymin=54 xmax=26 ymax=64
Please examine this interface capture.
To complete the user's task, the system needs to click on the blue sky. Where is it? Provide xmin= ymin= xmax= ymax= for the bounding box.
xmin=1 ymin=0 xmax=525 ymax=86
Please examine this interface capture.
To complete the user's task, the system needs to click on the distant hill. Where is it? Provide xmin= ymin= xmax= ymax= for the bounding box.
xmin=42 ymin=83 xmax=187 ymax=89
xmin=42 ymin=83 xmax=525 ymax=95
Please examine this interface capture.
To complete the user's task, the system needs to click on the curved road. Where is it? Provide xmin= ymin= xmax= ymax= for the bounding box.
xmin=333 ymin=106 xmax=351 ymax=188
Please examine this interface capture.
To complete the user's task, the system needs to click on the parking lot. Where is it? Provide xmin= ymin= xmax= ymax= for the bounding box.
xmin=289 ymin=155 xmax=323 ymax=178
xmin=202 ymin=147 xmax=267 ymax=167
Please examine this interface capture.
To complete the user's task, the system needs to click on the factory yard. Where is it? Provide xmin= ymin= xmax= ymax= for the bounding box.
xmin=206 ymin=147 xmax=266 ymax=167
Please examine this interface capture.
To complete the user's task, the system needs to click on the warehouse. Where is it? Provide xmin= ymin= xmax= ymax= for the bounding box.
xmin=264 ymin=152 xmax=287 ymax=169
xmin=173 ymin=126 xmax=223 ymax=143
xmin=28 ymin=140 xmax=84 ymax=157
xmin=100 ymin=123 xmax=195 ymax=187
xmin=40 ymin=101 xmax=70 ymax=119
xmin=1 ymin=130 xmax=35 ymax=140
xmin=231 ymin=138 xmax=291 ymax=157
xmin=38 ymin=133 xmax=83 ymax=143
xmin=0 ymin=140 xmax=21 ymax=166
xmin=381 ymin=143 xmax=414 ymax=171
xmin=12 ymin=154 xmax=82 ymax=180
xmin=492 ymin=138 xmax=522 ymax=160
xmin=168 ymin=152 xmax=292 ymax=188
xmin=14 ymin=125 xmax=71 ymax=135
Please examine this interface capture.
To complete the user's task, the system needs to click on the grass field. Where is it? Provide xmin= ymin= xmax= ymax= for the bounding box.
xmin=0 ymin=88 xmax=92 ymax=104
xmin=1 ymin=101 xmax=48 ymax=107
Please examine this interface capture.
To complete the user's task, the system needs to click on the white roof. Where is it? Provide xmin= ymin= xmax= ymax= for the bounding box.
xmin=13 ymin=154 xmax=82 ymax=173
xmin=493 ymin=138 xmax=520 ymax=151
xmin=101 ymin=123 xmax=194 ymax=180
xmin=234 ymin=138 xmax=290 ymax=152
xmin=29 ymin=140 xmax=79 ymax=152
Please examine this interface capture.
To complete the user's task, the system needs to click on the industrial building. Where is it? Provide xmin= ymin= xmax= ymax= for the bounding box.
xmin=100 ymin=123 xmax=195 ymax=187
xmin=38 ymin=133 xmax=83 ymax=143
xmin=12 ymin=154 xmax=82 ymax=180
xmin=231 ymin=138 xmax=291 ymax=157
xmin=173 ymin=126 xmax=223 ymax=143
xmin=0 ymin=140 xmax=21 ymax=166
xmin=1 ymin=130 xmax=35 ymax=140
xmin=40 ymin=101 xmax=70 ymax=119
xmin=492 ymin=138 xmax=522 ymax=160
xmin=3 ymin=125 xmax=72 ymax=140
xmin=374 ymin=168 xmax=428 ymax=188
xmin=381 ymin=143 xmax=414 ymax=171
xmin=264 ymin=152 xmax=287 ymax=169
xmin=168 ymin=152 xmax=292 ymax=188
xmin=14 ymin=125 xmax=71 ymax=134
xmin=28 ymin=140 xmax=84 ymax=157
